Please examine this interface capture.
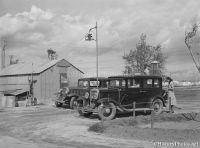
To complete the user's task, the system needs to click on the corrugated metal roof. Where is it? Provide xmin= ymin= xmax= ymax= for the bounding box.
xmin=5 ymin=89 xmax=28 ymax=96
xmin=0 ymin=59 xmax=84 ymax=76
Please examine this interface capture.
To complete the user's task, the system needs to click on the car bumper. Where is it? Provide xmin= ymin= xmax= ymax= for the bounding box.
xmin=77 ymin=107 xmax=98 ymax=113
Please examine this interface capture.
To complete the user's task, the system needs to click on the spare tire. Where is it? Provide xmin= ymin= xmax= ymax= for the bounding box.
xmin=152 ymin=99 xmax=163 ymax=115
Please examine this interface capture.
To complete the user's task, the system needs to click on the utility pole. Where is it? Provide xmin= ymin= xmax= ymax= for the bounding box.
xmin=85 ymin=22 xmax=99 ymax=88
xmin=1 ymin=40 xmax=6 ymax=70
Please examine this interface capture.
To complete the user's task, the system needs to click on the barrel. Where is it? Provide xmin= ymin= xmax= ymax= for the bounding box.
xmin=1 ymin=96 xmax=16 ymax=107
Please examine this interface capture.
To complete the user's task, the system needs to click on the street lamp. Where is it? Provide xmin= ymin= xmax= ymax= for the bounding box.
xmin=85 ymin=22 xmax=99 ymax=88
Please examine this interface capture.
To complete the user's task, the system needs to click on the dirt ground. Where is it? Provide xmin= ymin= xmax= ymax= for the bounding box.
xmin=89 ymin=112 xmax=200 ymax=148
xmin=0 ymin=106 xmax=153 ymax=148
xmin=1 ymin=106 xmax=200 ymax=148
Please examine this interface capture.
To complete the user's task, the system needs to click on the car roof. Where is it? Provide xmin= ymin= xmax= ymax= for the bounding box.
xmin=108 ymin=75 xmax=162 ymax=79
xmin=78 ymin=77 xmax=108 ymax=81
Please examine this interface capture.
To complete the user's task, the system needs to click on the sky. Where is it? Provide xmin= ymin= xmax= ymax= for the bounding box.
xmin=1 ymin=0 xmax=200 ymax=81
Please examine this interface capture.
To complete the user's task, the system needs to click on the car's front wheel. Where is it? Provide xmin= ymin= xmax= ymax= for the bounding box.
xmin=98 ymin=102 xmax=116 ymax=120
xmin=152 ymin=99 xmax=163 ymax=115
xmin=55 ymin=101 xmax=62 ymax=107
xmin=70 ymin=97 xmax=77 ymax=109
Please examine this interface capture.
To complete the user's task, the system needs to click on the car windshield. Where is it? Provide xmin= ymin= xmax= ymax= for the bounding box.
xmin=78 ymin=80 xmax=102 ymax=87
xmin=78 ymin=80 xmax=89 ymax=87
xmin=90 ymin=81 xmax=100 ymax=87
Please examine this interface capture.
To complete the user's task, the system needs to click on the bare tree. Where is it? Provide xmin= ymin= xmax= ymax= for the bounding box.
xmin=9 ymin=55 xmax=19 ymax=65
xmin=123 ymin=34 xmax=167 ymax=74
xmin=47 ymin=48 xmax=58 ymax=60
xmin=185 ymin=24 xmax=200 ymax=73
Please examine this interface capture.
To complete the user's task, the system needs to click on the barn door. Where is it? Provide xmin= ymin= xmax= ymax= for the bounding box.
xmin=60 ymin=73 xmax=68 ymax=88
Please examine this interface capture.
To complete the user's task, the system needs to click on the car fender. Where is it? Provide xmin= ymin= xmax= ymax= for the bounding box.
xmin=77 ymin=96 xmax=85 ymax=101
xmin=151 ymin=96 xmax=165 ymax=106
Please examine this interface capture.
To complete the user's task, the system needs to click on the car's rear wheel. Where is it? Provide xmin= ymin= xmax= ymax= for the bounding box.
xmin=152 ymin=99 xmax=163 ymax=115
xmin=98 ymin=102 xmax=116 ymax=120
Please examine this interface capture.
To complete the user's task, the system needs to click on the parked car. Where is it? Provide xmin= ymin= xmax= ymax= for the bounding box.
xmin=77 ymin=75 xmax=168 ymax=120
xmin=55 ymin=77 xmax=108 ymax=109
xmin=55 ymin=87 xmax=72 ymax=108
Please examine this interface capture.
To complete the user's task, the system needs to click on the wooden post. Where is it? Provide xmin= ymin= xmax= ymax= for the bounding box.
xmin=133 ymin=102 xmax=136 ymax=118
xmin=101 ymin=118 xmax=104 ymax=127
xmin=151 ymin=108 xmax=154 ymax=129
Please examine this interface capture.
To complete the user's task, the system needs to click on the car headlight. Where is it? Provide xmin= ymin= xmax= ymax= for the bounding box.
xmin=84 ymin=92 xmax=89 ymax=99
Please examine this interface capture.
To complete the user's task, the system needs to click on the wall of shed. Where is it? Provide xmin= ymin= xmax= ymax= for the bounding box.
xmin=35 ymin=64 xmax=83 ymax=105
xmin=0 ymin=75 xmax=32 ymax=92
xmin=35 ymin=65 xmax=60 ymax=104
xmin=67 ymin=66 xmax=83 ymax=87
xmin=0 ymin=62 xmax=83 ymax=105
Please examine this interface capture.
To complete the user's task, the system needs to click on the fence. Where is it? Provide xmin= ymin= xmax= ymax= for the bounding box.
xmin=132 ymin=101 xmax=155 ymax=129
xmin=132 ymin=98 xmax=173 ymax=129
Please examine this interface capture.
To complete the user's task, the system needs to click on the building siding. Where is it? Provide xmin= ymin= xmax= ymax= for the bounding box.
xmin=67 ymin=66 xmax=83 ymax=87
xmin=0 ymin=75 xmax=31 ymax=92
xmin=0 ymin=59 xmax=83 ymax=105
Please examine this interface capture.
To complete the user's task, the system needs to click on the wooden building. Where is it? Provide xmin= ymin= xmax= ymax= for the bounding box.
xmin=0 ymin=59 xmax=83 ymax=105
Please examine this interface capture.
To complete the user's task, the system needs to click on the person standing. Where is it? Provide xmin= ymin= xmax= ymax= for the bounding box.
xmin=166 ymin=77 xmax=177 ymax=113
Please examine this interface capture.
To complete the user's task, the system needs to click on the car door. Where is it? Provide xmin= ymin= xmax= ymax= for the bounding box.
xmin=120 ymin=78 xmax=141 ymax=109
xmin=139 ymin=78 xmax=153 ymax=107
xmin=140 ymin=78 xmax=162 ymax=108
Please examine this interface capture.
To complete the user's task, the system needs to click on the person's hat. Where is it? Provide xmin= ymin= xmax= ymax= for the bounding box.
xmin=166 ymin=77 xmax=172 ymax=81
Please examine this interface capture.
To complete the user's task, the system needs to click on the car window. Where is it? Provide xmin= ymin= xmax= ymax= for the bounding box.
xmin=128 ymin=79 xmax=140 ymax=88
xmin=109 ymin=79 xmax=125 ymax=88
xmin=100 ymin=80 xmax=108 ymax=88
xmin=143 ymin=79 xmax=153 ymax=88
xmin=122 ymin=80 xmax=126 ymax=87
xmin=110 ymin=80 xmax=120 ymax=87
xmin=154 ymin=79 xmax=160 ymax=88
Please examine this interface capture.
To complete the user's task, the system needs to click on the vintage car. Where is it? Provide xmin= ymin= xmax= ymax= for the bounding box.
xmin=55 ymin=77 xmax=108 ymax=109
xmin=60 ymin=77 xmax=108 ymax=109
xmin=77 ymin=75 xmax=168 ymax=120
xmin=55 ymin=87 xmax=72 ymax=108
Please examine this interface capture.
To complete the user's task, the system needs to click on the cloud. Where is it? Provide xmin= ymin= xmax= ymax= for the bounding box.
xmin=1 ymin=1 xmax=200 ymax=80
xmin=0 ymin=5 xmax=89 ymax=62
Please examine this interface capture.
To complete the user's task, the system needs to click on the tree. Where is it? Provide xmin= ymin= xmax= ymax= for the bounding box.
xmin=47 ymin=48 xmax=58 ymax=60
xmin=123 ymin=34 xmax=167 ymax=75
xmin=185 ymin=23 xmax=200 ymax=73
